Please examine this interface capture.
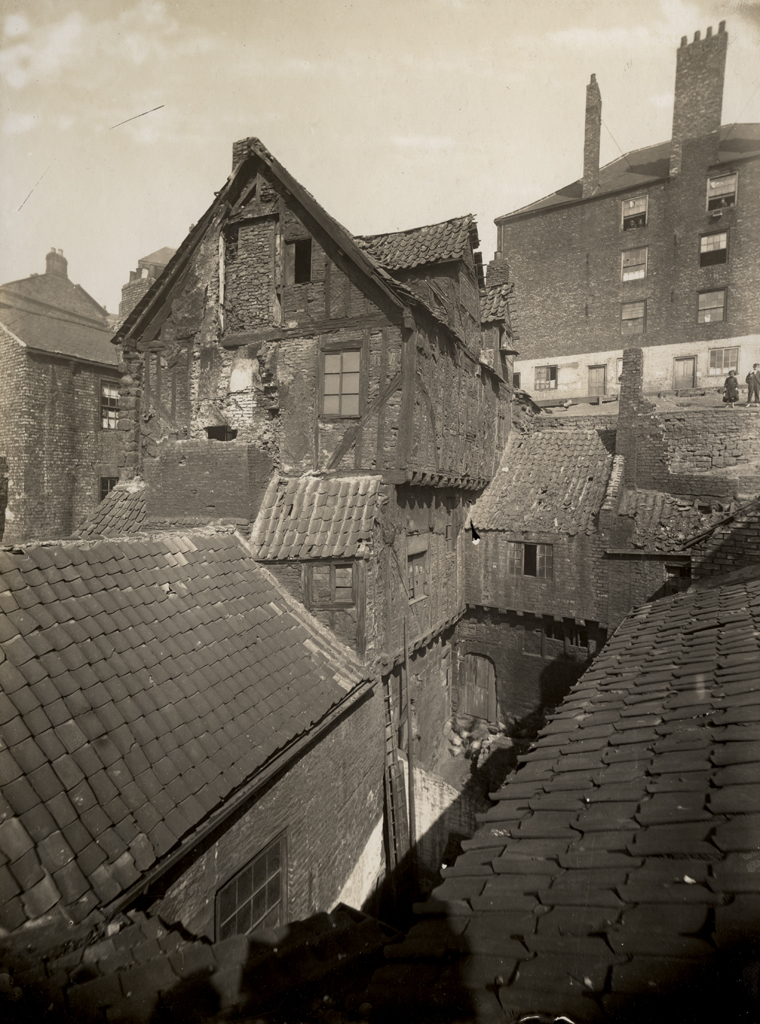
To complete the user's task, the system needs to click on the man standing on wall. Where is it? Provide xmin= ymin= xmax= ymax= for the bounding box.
xmin=746 ymin=364 xmax=760 ymax=406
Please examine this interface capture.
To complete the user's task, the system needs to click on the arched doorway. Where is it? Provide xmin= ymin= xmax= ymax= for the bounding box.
xmin=459 ymin=653 xmax=497 ymax=723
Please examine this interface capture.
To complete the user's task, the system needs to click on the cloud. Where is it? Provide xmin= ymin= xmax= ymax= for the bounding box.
xmin=4 ymin=14 xmax=29 ymax=38
xmin=2 ymin=111 xmax=37 ymax=134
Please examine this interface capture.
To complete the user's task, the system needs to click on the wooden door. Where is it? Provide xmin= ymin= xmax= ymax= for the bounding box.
xmin=460 ymin=654 xmax=497 ymax=722
xmin=674 ymin=357 xmax=696 ymax=389
xmin=588 ymin=365 xmax=606 ymax=396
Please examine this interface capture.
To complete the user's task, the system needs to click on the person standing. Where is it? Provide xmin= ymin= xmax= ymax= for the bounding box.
xmin=746 ymin=364 xmax=760 ymax=406
xmin=724 ymin=369 xmax=740 ymax=407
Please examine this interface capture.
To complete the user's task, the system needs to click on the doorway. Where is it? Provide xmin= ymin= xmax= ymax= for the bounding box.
xmin=460 ymin=653 xmax=497 ymax=722
xmin=674 ymin=357 xmax=696 ymax=389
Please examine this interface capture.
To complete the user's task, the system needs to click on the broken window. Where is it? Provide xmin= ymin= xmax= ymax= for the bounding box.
xmin=698 ymin=289 xmax=726 ymax=324
xmin=216 ymin=836 xmax=285 ymax=940
xmin=322 ymin=349 xmax=361 ymax=416
xmin=708 ymin=346 xmax=739 ymax=376
xmin=100 ymin=382 xmax=119 ymax=429
xmin=700 ymin=231 xmax=728 ymax=267
xmin=622 ymin=195 xmax=648 ymax=230
xmin=308 ymin=562 xmax=355 ymax=608
xmin=99 ymin=477 xmax=118 ymax=502
xmin=621 ymin=247 xmax=647 ymax=282
xmin=621 ymin=300 xmax=646 ymax=335
xmin=284 ymin=238 xmax=312 ymax=284
xmin=407 ymin=551 xmax=427 ymax=601
xmin=205 ymin=426 xmax=238 ymax=441
xmin=512 ymin=371 xmax=521 ymax=389
xmin=663 ymin=564 xmax=691 ymax=597
xmin=706 ymin=172 xmax=737 ymax=211
xmin=534 ymin=365 xmax=558 ymax=390
xmin=506 ymin=542 xmax=553 ymax=579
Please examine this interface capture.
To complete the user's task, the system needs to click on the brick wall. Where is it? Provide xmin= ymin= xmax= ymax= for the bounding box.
xmin=155 ymin=689 xmax=385 ymax=938
xmin=691 ymin=499 xmax=760 ymax=578
xmin=0 ymin=330 xmax=25 ymax=542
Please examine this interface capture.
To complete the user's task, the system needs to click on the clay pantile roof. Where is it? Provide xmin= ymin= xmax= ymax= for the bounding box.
xmin=0 ymin=531 xmax=366 ymax=931
xmin=0 ymin=313 xmax=117 ymax=366
xmin=618 ymin=489 xmax=728 ymax=551
xmin=76 ymin=483 xmax=148 ymax=538
xmin=250 ymin=474 xmax=382 ymax=560
xmin=480 ymin=283 xmax=512 ymax=324
xmin=369 ymin=565 xmax=760 ymax=1021
xmin=356 ymin=215 xmax=479 ymax=271
xmin=471 ymin=429 xmax=613 ymax=535
xmin=498 ymin=123 xmax=760 ymax=221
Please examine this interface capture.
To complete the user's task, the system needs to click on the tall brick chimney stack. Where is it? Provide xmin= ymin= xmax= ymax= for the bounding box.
xmin=669 ymin=22 xmax=728 ymax=176
xmin=45 ymin=248 xmax=68 ymax=278
xmin=582 ymin=74 xmax=602 ymax=199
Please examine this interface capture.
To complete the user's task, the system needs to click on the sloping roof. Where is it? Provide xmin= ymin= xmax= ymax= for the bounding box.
xmin=0 ymin=531 xmax=366 ymax=930
xmin=250 ymin=475 xmax=381 ymax=560
xmin=498 ymin=123 xmax=760 ymax=221
xmin=0 ymin=312 xmax=117 ymax=366
xmin=371 ymin=565 xmax=760 ymax=1021
xmin=355 ymin=215 xmax=479 ymax=271
xmin=617 ymin=489 xmax=728 ymax=551
xmin=139 ymin=246 xmax=176 ymax=268
xmin=75 ymin=483 xmax=148 ymax=539
xmin=471 ymin=429 xmax=613 ymax=535
xmin=480 ymin=283 xmax=512 ymax=324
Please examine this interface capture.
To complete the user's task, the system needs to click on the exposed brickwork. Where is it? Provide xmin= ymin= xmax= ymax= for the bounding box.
xmin=691 ymin=497 xmax=760 ymax=578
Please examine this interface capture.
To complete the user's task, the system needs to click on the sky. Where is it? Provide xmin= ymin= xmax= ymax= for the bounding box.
xmin=1 ymin=0 xmax=759 ymax=314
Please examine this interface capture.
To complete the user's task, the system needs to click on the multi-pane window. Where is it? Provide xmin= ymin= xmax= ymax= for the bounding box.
xmin=708 ymin=347 xmax=739 ymax=376
xmin=99 ymin=477 xmax=118 ymax=502
xmin=506 ymin=542 xmax=553 ymax=579
xmin=534 ymin=366 xmax=558 ymax=390
xmin=621 ymin=247 xmax=647 ymax=282
xmin=284 ymin=238 xmax=312 ymax=284
xmin=310 ymin=563 xmax=354 ymax=607
xmin=216 ymin=838 xmax=285 ymax=940
xmin=700 ymin=232 xmax=728 ymax=267
xmin=706 ymin=173 xmax=737 ymax=211
xmin=100 ymin=382 xmax=119 ymax=429
xmin=622 ymin=195 xmax=647 ymax=230
xmin=621 ymin=301 xmax=646 ymax=335
xmin=698 ymin=290 xmax=726 ymax=324
xmin=407 ymin=551 xmax=427 ymax=600
xmin=322 ymin=350 xmax=360 ymax=416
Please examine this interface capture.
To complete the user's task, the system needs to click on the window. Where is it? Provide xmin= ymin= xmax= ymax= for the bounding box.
xmin=225 ymin=225 xmax=239 ymax=261
xmin=205 ymin=426 xmax=238 ymax=441
xmin=216 ymin=837 xmax=285 ymax=940
xmin=622 ymin=195 xmax=647 ymax=230
xmin=698 ymin=290 xmax=726 ymax=323
xmin=534 ymin=366 xmax=558 ymax=391
xmin=284 ymin=238 xmax=312 ymax=284
xmin=512 ymin=371 xmax=521 ymax=389
xmin=700 ymin=232 xmax=728 ymax=267
xmin=709 ymin=347 xmax=739 ymax=376
xmin=445 ymin=522 xmax=458 ymax=553
xmin=621 ymin=301 xmax=646 ymax=335
xmin=309 ymin=563 xmax=355 ymax=608
xmin=543 ymin=621 xmax=589 ymax=648
xmin=99 ymin=477 xmax=118 ymax=502
xmin=506 ymin=542 xmax=553 ymax=579
xmin=100 ymin=382 xmax=119 ymax=429
xmin=621 ymin=247 xmax=647 ymax=282
xmin=407 ymin=551 xmax=427 ymax=601
xmin=322 ymin=349 xmax=360 ymax=416
xmin=664 ymin=564 xmax=691 ymax=596
xmin=706 ymin=173 xmax=737 ymax=211
xmin=588 ymin=365 xmax=606 ymax=396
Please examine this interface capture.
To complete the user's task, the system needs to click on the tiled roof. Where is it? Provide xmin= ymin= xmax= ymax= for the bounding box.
xmin=0 ymin=531 xmax=365 ymax=930
xmin=498 ymin=123 xmax=760 ymax=220
xmin=370 ymin=566 xmax=760 ymax=1021
xmin=617 ymin=489 xmax=728 ymax=551
xmin=480 ymin=283 xmax=512 ymax=324
xmin=250 ymin=475 xmax=382 ymax=560
xmin=470 ymin=429 xmax=613 ymax=535
xmin=356 ymin=215 xmax=480 ymax=271
xmin=0 ymin=313 xmax=117 ymax=366
xmin=76 ymin=483 xmax=147 ymax=539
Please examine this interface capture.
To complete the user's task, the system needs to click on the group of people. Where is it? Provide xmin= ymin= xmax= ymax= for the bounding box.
xmin=723 ymin=364 xmax=760 ymax=406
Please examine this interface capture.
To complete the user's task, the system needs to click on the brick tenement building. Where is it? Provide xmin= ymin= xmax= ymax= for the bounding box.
xmin=494 ymin=23 xmax=760 ymax=400
xmin=108 ymin=138 xmax=513 ymax=888
xmin=0 ymin=250 xmax=121 ymax=542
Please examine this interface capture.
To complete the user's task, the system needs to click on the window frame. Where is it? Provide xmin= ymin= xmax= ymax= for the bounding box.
xmin=320 ymin=345 xmax=362 ymax=419
xmin=621 ymin=195 xmax=648 ymax=230
xmin=699 ymin=231 xmax=728 ymax=267
xmin=505 ymin=541 xmax=553 ymax=580
xmin=534 ymin=365 xmax=558 ymax=391
xmin=284 ymin=237 xmax=313 ymax=285
xmin=99 ymin=477 xmax=118 ymax=502
xmin=621 ymin=246 xmax=648 ymax=282
xmin=673 ymin=356 xmax=697 ymax=389
xmin=706 ymin=172 xmax=737 ymax=212
xmin=307 ymin=562 xmax=356 ymax=609
xmin=407 ymin=550 xmax=428 ymax=602
xmin=697 ymin=288 xmax=727 ymax=324
xmin=621 ymin=300 xmax=646 ymax=335
xmin=512 ymin=371 xmax=521 ymax=390
xmin=100 ymin=380 xmax=120 ymax=430
xmin=708 ymin=346 xmax=739 ymax=376
xmin=215 ymin=834 xmax=287 ymax=941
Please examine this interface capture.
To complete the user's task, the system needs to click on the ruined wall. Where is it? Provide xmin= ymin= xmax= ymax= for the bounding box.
xmin=155 ymin=689 xmax=384 ymax=940
xmin=0 ymin=331 xmax=25 ymax=542
xmin=691 ymin=500 xmax=760 ymax=579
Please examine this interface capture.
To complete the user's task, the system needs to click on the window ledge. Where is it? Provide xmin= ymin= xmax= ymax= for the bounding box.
xmin=409 ymin=595 xmax=428 ymax=606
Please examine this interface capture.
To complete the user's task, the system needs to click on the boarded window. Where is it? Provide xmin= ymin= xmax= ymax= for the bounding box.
xmin=700 ymin=232 xmax=728 ymax=267
xmin=621 ymin=301 xmax=645 ymax=335
xmin=588 ymin=365 xmax=606 ymax=396
xmin=216 ymin=837 xmax=285 ymax=940
xmin=621 ymin=247 xmax=647 ymax=282
xmin=622 ymin=195 xmax=647 ymax=230
xmin=322 ymin=349 xmax=361 ymax=416
xmin=534 ymin=365 xmax=558 ymax=390
xmin=706 ymin=173 xmax=737 ymax=211
xmin=459 ymin=654 xmax=497 ymax=722
xmin=284 ymin=238 xmax=312 ymax=284
xmin=101 ymin=382 xmax=119 ymax=429
xmin=698 ymin=290 xmax=726 ymax=324
xmin=708 ymin=347 xmax=739 ymax=375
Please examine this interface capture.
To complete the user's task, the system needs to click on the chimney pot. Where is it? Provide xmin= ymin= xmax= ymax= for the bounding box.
xmin=694 ymin=30 xmax=700 ymax=41
xmin=719 ymin=20 xmax=726 ymax=33
xmin=681 ymin=36 xmax=687 ymax=46
xmin=45 ymin=248 xmax=68 ymax=279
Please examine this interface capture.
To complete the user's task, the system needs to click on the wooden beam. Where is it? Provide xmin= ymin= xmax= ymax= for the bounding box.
xmin=220 ymin=312 xmax=389 ymax=348
xmin=325 ymin=372 xmax=402 ymax=471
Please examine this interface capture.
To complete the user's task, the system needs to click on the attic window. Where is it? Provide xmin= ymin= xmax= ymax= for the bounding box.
xmin=308 ymin=563 xmax=355 ymax=608
xmin=622 ymin=195 xmax=647 ymax=230
xmin=507 ymin=541 xmax=553 ymax=579
xmin=284 ymin=238 xmax=312 ymax=284
xmin=205 ymin=426 xmax=238 ymax=441
xmin=99 ymin=477 xmax=118 ymax=502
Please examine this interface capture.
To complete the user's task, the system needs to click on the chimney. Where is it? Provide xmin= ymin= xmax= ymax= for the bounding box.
xmin=232 ymin=137 xmax=257 ymax=172
xmin=670 ymin=22 xmax=728 ymax=176
xmin=582 ymin=74 xmax=602 ymax=199
xmin=45 ymin=248 xmax=68 ymax=278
